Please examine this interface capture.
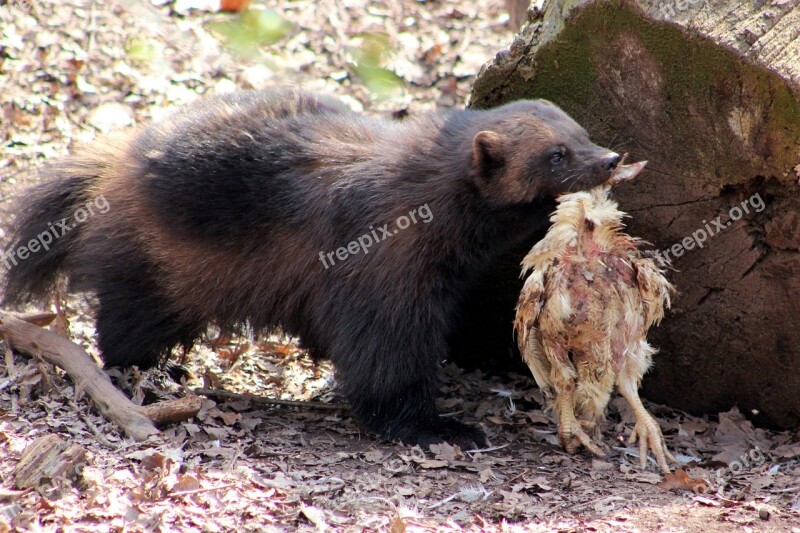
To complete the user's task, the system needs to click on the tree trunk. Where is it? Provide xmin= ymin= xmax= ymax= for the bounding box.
xmin=469 ymin=0 xmax=800 ymax=430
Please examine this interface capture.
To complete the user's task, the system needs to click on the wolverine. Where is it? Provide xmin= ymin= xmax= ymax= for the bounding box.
xmin=2 ymin=89 xmax=622 ymax=448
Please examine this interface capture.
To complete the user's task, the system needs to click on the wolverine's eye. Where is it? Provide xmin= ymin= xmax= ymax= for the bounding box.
xmin=549 ymin=148 xmax=566 ymax=165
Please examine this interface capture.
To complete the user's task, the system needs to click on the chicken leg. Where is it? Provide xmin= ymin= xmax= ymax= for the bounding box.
xmin=618 ymin=381 xmax=676 ymax=473
xmin=554 ymin=386 xmax=605 ymax=456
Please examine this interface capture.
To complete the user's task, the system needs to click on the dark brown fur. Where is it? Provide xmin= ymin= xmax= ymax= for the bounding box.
xmin=2 ymin=89 xmax=620 ymax=448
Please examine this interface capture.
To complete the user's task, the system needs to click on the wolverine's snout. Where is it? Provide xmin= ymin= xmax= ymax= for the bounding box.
xmin=599 ymin=153 xmax=620 ymax=174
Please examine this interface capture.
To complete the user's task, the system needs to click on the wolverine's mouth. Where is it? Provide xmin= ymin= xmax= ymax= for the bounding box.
xmin=559 ymin=153 xmax=647 ymax=195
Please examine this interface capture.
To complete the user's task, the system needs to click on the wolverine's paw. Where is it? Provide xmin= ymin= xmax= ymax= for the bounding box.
xmin=398 ymin=419 xmax=490 ymax=451
xmin=164 ymin=362 xmax=194 ymax=383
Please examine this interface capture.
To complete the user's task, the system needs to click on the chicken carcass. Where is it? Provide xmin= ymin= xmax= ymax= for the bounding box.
xmin=514 ymin=160 xmax=677 ymax=473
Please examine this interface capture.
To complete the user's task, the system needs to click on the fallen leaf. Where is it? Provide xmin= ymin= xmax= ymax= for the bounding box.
xmin=220 ymin=0 xmax=251 ymax=12
xmin=772 ymin=443 xmax=800 ymax=459
xmin=692 ymin=495 xmax=720 ymax=506
xmin=712 ymin=445 xmax=749 ymax=466
xmin=523 ymin=411 xmax=551 ymax=425
xmin=217 ymin=342 xmax=250 ymax=366
xmin=86 ymin=102 xmax=135 ymax=133
xmin=215 ymin=409 xmax=242 ymax=426
xmin=479 ymin=467 xmax=494 ymax=483
xmin=363 ymin=450 xmax=385 ymax=463
xmin=486 ymin=415 xmax=517 ymax=426
xmin=590 ymin=459 xmax=614 ymax=479
xmin=417 ymin=459 xmax=448 ymax=469
xmin=301 ymin=505 xmax=327 ymax=529
xmin=429 ymin=442 xmax=462 ymax=462
xmin=678 ymin=419 xmax=708 ymax=437
xmin=715 ymin=407 xmax=754 ymax=445
xmin=421 ymin=43 xmax=443 ymax=64
xmin=747 ymin=474 xmax=774 ymax=491
xmin=658 ymin=469 xmax=710 ymax=494
xmin=172 ymin=474 xmax=201 ymax=494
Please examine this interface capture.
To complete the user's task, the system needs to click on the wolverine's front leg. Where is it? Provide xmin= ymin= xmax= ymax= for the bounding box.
xmin=349 ymin=380 xmax=489 ymax=450
xmin=333 ymin=330 xmax=488 ymax=450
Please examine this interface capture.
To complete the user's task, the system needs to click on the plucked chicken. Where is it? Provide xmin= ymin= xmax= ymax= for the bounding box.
xmin=514 ymin=160 xmax=676 ymax=473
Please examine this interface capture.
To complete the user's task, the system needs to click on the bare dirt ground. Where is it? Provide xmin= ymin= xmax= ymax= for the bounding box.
xmin=1 ymin=1 xmax=800 ymax=531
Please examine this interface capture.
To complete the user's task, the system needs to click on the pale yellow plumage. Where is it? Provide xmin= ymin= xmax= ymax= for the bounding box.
xmin=514 ymin=185 xmax=676 ymax=473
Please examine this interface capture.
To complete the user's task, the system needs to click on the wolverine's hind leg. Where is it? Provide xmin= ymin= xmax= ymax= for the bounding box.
xmin=90 ymin=253 xmax=204 ymax=369
xmin=95 ymin=283 xmax=204 ymax=369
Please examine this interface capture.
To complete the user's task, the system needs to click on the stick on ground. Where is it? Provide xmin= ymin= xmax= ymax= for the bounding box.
xmin=193 ymin=387 xmax=346 ymax=411
xmin=143 ymin=395 xmax=203 ymax=426
xmin=0 ymin=312 xmax=159 ymax=440
xmin=0 ymin=313 xmax=201 ymax=441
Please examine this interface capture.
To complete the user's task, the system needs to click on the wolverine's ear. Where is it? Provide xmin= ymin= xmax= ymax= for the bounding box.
xmin=471 ymin=131 xmax=505 ymax=180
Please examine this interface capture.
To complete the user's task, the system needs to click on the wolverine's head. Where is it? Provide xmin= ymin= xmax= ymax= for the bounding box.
xmin=470 ymin=99 xmax=621 ymax=206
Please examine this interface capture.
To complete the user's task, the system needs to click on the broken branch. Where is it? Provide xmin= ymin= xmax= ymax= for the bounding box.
xmin=0 ymin=313 xmax=160 ymax=441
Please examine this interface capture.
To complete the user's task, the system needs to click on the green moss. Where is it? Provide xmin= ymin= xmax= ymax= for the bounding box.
xmin=496 ymin=20 xmax=599 ymax=113
xmin=773 ymin=82 xmax=800 ymax=128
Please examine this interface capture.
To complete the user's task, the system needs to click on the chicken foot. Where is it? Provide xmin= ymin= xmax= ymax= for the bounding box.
xmin=555 ymin=387 xmax=605 ymax=456
xmin=618 ymin=383 xmax=677 ymax=473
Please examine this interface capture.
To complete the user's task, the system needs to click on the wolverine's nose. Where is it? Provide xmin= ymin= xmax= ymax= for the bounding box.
xmin=601 ymin=153 xmax=620 ymax=173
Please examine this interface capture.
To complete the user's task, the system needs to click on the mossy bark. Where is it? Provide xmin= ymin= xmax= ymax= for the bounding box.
xmin=469 ymin=0 xmax=800 ymax=429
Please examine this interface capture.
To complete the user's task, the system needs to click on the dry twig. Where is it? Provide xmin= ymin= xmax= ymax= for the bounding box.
xmin=193 ymin=387 xmax=346 ymax=411
xmin=0 ymin=313 xmax=202 ymax=441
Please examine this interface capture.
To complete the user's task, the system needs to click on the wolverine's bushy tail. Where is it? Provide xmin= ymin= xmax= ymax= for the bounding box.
xmin=1 ymin=139 xmax=123 ymax=305
xmin=1 ymin=172 xmax=93 ymax=305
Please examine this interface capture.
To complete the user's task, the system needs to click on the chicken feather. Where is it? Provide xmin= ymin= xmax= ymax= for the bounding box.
xmin=514 ymin=164 xmax=676 ymax=473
